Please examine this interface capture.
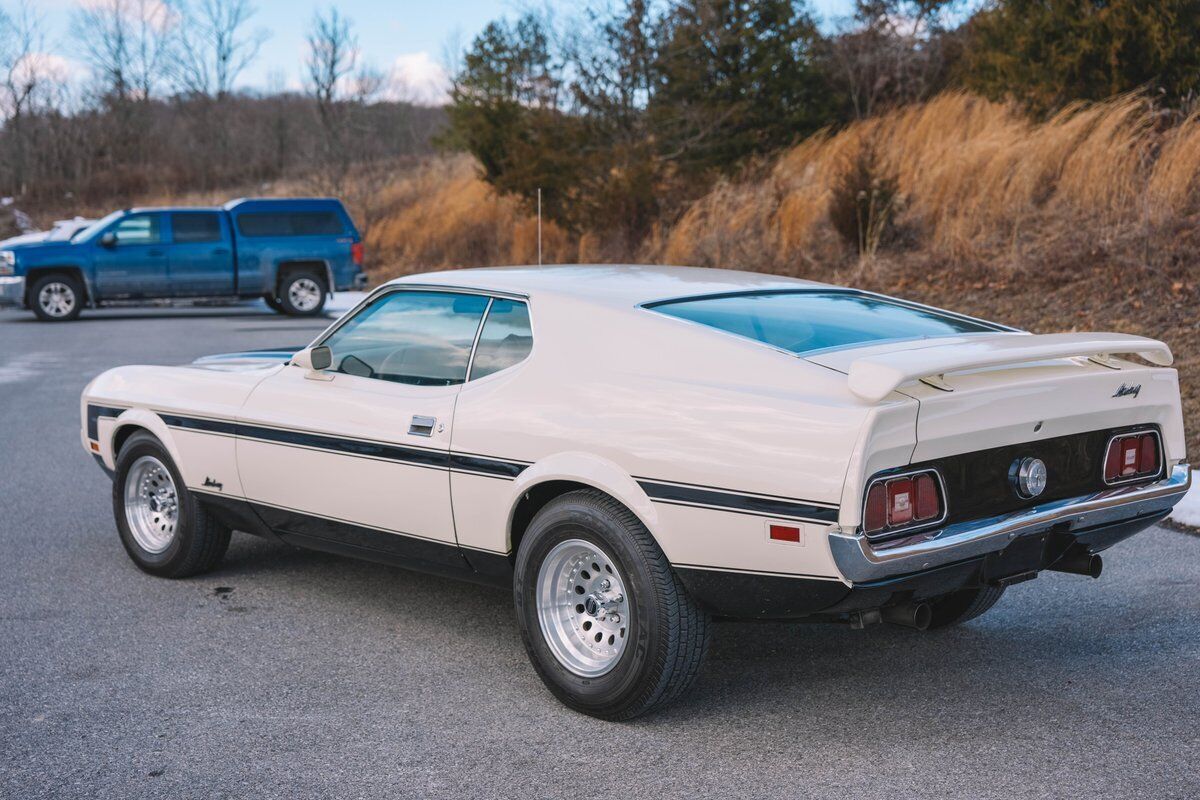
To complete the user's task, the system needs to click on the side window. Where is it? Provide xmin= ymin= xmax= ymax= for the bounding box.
xmin=236 ymin=211 xmax=344 ymax=237
xmin=172 ymin=212 xmax=222 ymax=243
xmin=469 ymin=299 xmax=533 ymax=380
xmin=112 ymin=214 xmax=161 ymax=245
xmin=321 ymin=291 xmax=489 ymax=386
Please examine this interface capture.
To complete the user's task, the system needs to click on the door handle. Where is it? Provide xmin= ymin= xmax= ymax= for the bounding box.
xmin=213 ymin=248 xmax=230 ymax=255
xmin=409 ymin=415 xmax=436 ymax=437
xmin=148 ymin=249 xmax=164 ymax=257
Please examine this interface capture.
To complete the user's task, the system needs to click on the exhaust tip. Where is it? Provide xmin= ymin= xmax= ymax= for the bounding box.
xmin=880 ymin=602 xmax=932 ymax=630
xmin=1049 ymin=550 xmax=1104 ymax=579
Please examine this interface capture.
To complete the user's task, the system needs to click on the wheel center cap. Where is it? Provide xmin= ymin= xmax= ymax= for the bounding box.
xmin=583 ymin=596 xmax=601 ymax=616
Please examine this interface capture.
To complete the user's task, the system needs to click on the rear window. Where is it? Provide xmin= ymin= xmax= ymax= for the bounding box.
xmin=172 ymin=212 xmax=222 ymax=243
xmin=235 ymin=211 xmax=345 ymax=237
xmin=647 ymin=291 xmax=1000 ymax=355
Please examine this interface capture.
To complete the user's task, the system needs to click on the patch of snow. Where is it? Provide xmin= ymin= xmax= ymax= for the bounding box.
xmin=246 ymin=290 xmax=369 ymax=316
xmin=325 ymin=291 xmax=370 ymax=314
xmin=1168 ymin=469 xmax=1200 ymax=528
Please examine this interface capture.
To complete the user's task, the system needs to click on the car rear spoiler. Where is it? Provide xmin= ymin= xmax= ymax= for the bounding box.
xmin=846 ymin=333 xmax=1174 ymax=402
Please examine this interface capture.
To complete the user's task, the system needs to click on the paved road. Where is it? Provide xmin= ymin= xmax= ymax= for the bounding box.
xmin=1 ymin=305 xmax=1198 ymax=800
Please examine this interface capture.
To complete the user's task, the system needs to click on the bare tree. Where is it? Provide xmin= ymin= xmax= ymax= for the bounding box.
xmin=169 ymin=0 xmax=268 ymax=97
xmin=0 ymin=1 xmax=51 ymax=195
xmin=828 ymin=0 xmax=962 ymax=119
xmin=305 ymin=7 xmax=359 ymax=192
xmin=72 ymin=0 xmax=174 ymax=102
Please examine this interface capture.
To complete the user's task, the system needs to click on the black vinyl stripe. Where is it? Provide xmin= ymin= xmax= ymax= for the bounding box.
xmin=234 ymin=421 xmax=451 ymax=469
xmin=86 ymin=404 xmax=126 ymax=440
xmin=160 ymin=413 xmax=238 ymax=436
xmin=159 ymin=412 xmax=527 ymax=475
xmin=99 ymin=407 xmax=835 ymax=518
xmin=449 ymin=452 xmax=527 ymax=478
xmin=638 ymin=480 xmax=839 ymax=523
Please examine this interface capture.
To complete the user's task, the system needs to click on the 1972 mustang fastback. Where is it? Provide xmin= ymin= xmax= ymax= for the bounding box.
xmin=81 ymin=265 xmax=1190 ymax=719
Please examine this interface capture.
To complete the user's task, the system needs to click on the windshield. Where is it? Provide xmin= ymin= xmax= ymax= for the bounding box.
xmin=647 ymin=290 xmax=1005 ymax=355
xmin=73 ymin=211 xmax=126 ymax=242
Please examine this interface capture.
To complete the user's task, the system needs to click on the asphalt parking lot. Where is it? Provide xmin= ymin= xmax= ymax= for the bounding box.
xmin=1 ymin=303 xmax=1198 ymax=799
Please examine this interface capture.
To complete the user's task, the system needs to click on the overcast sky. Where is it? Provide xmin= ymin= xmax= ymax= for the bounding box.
xmin=34 ymin=0 xmax=856 ymax=104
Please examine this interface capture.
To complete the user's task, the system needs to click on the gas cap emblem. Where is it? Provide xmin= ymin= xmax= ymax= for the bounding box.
xmin=1010 ymin=457 xmax=1048 ymax=499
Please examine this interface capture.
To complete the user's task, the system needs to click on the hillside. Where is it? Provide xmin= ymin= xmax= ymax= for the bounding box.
xmin=360 ymin=93 xmax=1200 ymax=457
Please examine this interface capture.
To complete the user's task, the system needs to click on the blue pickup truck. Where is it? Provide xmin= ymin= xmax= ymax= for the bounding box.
xmin=0 ymin=198 xmax=366 ymax=321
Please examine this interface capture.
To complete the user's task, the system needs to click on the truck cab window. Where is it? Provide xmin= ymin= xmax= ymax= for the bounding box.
xmin=172 ymin=213 xmax=222 ymax=243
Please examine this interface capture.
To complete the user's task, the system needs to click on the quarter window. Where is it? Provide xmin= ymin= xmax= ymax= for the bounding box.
xmin=470 ymin=299 xmax=533 ymax=380
xmin=321 ymin=291 xmax=489 ymax=386
xmin=112 ymin=214 xmax=161 ymax=245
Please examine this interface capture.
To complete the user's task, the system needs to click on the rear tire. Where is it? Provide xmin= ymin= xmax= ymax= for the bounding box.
xmin=925 ymin=585 xmax=1005 ymax=629
xmin=277 ymin=271 xmax=327 ymax=316
xmin=514 ymin=490 xmax=710 ymax=720
xmin=29 ymin=273 xmax=83 ymax=321
xmin=112 ymin=431 xmax=231 ymax=578
xmin=263 ymin=294 xmax=285 ymax=314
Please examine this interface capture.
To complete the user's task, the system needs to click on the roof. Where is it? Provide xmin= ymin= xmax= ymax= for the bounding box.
xmin=388 ymin=264 xmax=833 ymax=308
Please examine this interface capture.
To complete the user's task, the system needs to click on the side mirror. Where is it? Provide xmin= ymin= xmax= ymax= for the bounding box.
xmin=310 ymin=345 xmax=332 ymax=370
xmin=100 ymin=231 xmax=117 ymax=248
xmin=293 ymin=345 xmax=333 ymax=380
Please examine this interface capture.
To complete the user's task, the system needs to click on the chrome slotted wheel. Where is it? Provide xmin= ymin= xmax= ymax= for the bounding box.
xmin=536 ymin=539 xmax=631 ymax=678
xmin=38 ymin=281 xmax=76 ymax=318
xmin=123 ymin=455 xmax=180 ymax=554
xmin=288 ymin=277 xmax=322 ymax=312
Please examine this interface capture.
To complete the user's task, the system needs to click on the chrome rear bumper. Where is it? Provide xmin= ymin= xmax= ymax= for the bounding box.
xmin=829 ymin=464 xmax=1191 ymax=584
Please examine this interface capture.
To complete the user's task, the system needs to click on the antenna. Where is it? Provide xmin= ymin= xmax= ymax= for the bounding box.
xmin=537 ymin=187 xmax=543 ymax=266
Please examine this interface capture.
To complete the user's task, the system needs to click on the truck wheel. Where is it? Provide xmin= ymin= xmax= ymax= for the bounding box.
xmin=29 ymin=273 xmax=83 ymax=321
xmin=112 ymin=431 xmax=231 ymax=578
xmin=513 ymin=489 xmax=710 ymax=720
xmin=277 ymin=272 xmax=327 ymax=316
xmin=263 ymin=294 xmax=285 ymax=313
xmin=925 ymin=585 xmax=1006 ymax=629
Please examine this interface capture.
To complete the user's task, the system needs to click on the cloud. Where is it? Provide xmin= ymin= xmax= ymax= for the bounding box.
xmin=385 ymin=52 xmax=450 ymax=106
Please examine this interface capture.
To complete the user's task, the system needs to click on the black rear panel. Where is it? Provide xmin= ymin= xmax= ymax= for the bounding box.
xmin=870 ymin=424 xmax=1162 ymax=536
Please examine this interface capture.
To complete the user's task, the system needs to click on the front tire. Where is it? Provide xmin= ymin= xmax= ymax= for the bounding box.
xmin=29 ymin=273 xmax=83 ymax=321
xmin=277 ymin=271 xmax=327 ymax=316
xmin=112 ymin=432 xmax=231 ymax=578
xmin=514 ymin=490 xmax=710 ymax=720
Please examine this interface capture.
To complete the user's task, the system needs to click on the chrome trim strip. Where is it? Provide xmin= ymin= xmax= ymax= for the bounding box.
xmin=829 ymin=464 xmax=1190 ymax=584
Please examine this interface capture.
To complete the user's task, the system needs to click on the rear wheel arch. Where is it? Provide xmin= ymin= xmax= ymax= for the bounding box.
xmin=506 ymin=454 xmax=661 ymax=559
xmin=274 ymin=260 xmax=331 ymax=295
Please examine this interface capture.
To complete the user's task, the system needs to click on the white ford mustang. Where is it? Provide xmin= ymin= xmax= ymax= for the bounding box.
xmin=81 ymin=265 xmax=1190 ymax=718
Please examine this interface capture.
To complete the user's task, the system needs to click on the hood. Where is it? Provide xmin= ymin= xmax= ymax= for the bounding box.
xmin=10 ymin=241 xmax=85 ymax=261
xmin=188 ymin=348 xmax=299 ymax=372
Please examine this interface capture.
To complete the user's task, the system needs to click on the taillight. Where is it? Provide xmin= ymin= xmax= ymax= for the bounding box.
xmin=913 ymin=473 xmax=939 ymax=520
xmin=1104 ymin=431 xmax=1161 ymax=484
xmin=863 ymin=470 xmax=943 ymax=537
xmin=351 ymin=241 xmax=364 ymax=266
xmin=886 ymin=478 xmax=914 ymax=525
xmin=864 ymin=483 xmax=887 ymax=534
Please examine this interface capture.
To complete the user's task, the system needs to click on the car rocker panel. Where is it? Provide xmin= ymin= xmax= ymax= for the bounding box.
xmin=80 ymin=265 xmax=1190 ymax=718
